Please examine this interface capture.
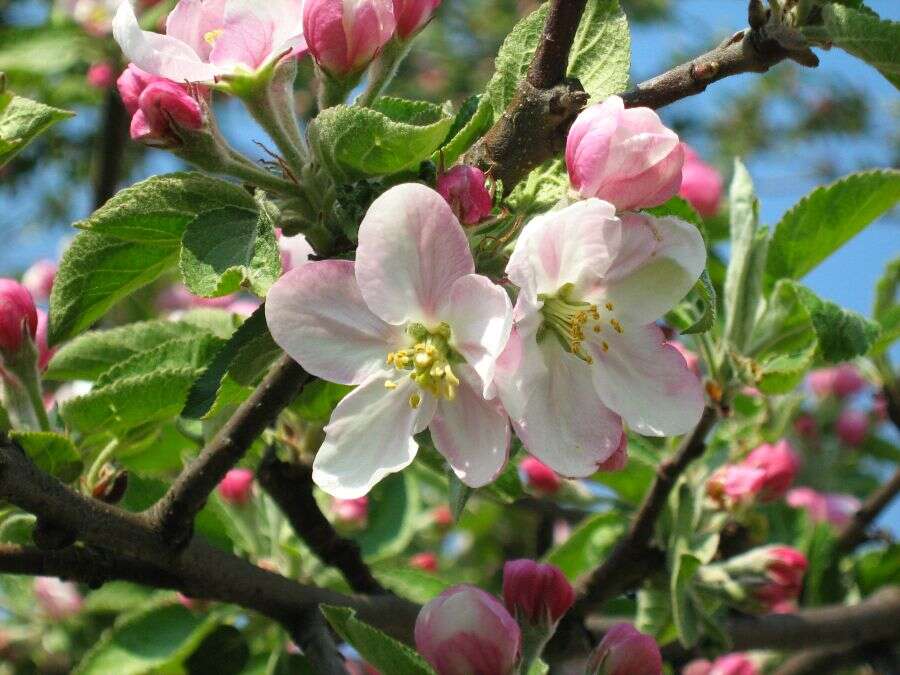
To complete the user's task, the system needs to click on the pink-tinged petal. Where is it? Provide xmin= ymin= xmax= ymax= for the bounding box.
xmin=585 ymin=212 xmax=706 ymax=327
xmin=313 ymin=374 xmax=436 ymax=498
xmin=506 ymin=199 xmax=618 ymax=300
xmin=356 ymin=183 xmax=475 ymax=326
xmin=508 ymin=337 xmax=624 ymax=477
xmin=166 ymin=0 xmax=228 ymax=61
xmin=493 ymin=321 xmax=547 ymax=422
xmin=443 ymin=274 xmax=512 ymax=396
xmin=589 ymin=323 xmax=704 ymax=436
xmin=265 ymin=260 xmax=403 ymax=385
xmin=345 ymin=0 xmax=397 ymax=71
xmin=430 ymin=366 xmax=510 ymax=488
xmin=113 ymin=2 xmax=218 ymax=82
xmin=210 ymin=4 xmax=277 ymax=71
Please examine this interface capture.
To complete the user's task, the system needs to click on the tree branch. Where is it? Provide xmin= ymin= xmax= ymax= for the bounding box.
xmin=837 ymin=466 xmax=900 ymax=552
xmin=257 ymin=449 xmax=386 ymax=595
xmin=572 ymin=407 xmax=718 ymax=614
xmin=527 ymin=0 xmax=589 ymax=89
xmin=772 ymin=644 xmax=872 ymax=675
xmin=146 ymin=355 xmax=308 ymax=549
xmin=93 ymin=88 xmax=130 ymax=209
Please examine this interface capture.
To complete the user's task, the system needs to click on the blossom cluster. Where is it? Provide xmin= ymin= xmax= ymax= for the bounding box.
xmin=263 ymin=95 xmax=709 ymax=498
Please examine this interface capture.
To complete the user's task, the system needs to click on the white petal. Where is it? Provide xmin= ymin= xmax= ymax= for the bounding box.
xmin=356 ymin=184 xmax=475 ymax=326
xmin=443 ymin=274 xmax=512 ymax=397
xmin=113 ymin=1 xmax=219 ymax=82
xmin=589 ymin=323 xmax=705 ymax=436
xmin=313 ymin=375 xmax=434 ymax=498
xmin=265 ymin=260 xmax=403 ymax=385
xmin=430 ymin=367 xmax=510 ymax=488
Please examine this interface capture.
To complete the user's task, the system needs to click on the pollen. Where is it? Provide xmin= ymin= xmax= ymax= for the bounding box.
xmin=602 ymin=341 xmax=609 ymax=352
xmin=384 ymin=380 xmax=398 ymax=390
xmin=610 ymin=318 xmax=624 ymax=334
xmin=204 ymin=28 xmax=225 ymax=46
xmin=385 ymin=323 xmax=460 ymax=403
xmin=409 ymin=392 xmax=422 ymax=409
xmin=605 ymin=302 xmax=614 ymax=311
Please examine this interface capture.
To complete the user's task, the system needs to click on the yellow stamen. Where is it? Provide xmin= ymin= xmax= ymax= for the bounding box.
xmin=384 ymin=380 xmax=398 ymax=390
xmin=204 ymin=28 xmax=224 ymax=46
xmin=409 ymin=393 xmax=422 ymax=409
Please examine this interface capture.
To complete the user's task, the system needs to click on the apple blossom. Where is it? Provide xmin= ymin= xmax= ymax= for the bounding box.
xmin=393 ymin=0 xmax=441 ymax=39
xmin=670 ymin=339 xmax=701 ymax=377
xmin=496 ymin=200 xmax=705 ymax=478
xmin=700 ymin=545 xmax=807 ymax=614
xmin=586 ymin=623 xmax=662 ymax=675
xmin=0 ymin=279 xmax=38 ymax=356
xmin=502 ymin=559 xmax=574 ymax=625
xmin=835 ymin=408 xmax=868 ymax=446
xmin=333 ymin=496 xmax=368 ymax=525
xmin=679 ymin=145 xmax=723 ymax=218
xmin=277 ymin=229 xmax=314 ymax=273
xmin=566 ymin=96 xmax=684 ymax=211
xmin=117 ymin=64 xmax=204 ymax=145
xmin=742 ymin=440 xmax=800 ymax=500
xmin=218 ymin=468 xmax=254 ymax=505
xmin=266 ymin=183 xmax=512 ymax=498
xmin=684 ymin=654 xmax=758 ymax=675
xmin=410 ymin=551 xmax=439 ymax=572
xmin=707 ymin=464 xmax=767 ymax=507
xmin=114 ymin=0 xmax=307 ymax=83
xmin=432 ymin=504 xmax=454 ymax=527
xmin=807 ymin=364 xmax=866 ymax=399
xmin=303 ymin=0 xmax=396 ymax=77
xmin=519 ymin=456 xmax=562 ymax=495
xmin=21 ymin=259 xmax=56 ymax=302
xmin=33 ymin=577 xmax=83 ymax=619
xmin=786 ymin=487 xmax=860 ymax=527
xmin=415 ymin=585 xmax=521 ymax=675
xmin=62 ymin=0 xmax=120 ymax=36
xmin=87 ymin=62 xmax=116 ymax=88
xmin=793 ymin=413 xmax=817 ymax=438
xmin=436 ymin=164 xmax=492 ymax=226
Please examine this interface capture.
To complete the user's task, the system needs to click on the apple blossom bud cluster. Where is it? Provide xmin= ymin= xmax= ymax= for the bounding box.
xmin=586 ymin=623 xmax=663 ymax=675
xmin=807 ymin=364 xmax=867 ymax=399
xmin=33 ymin=577 xmax=83 ymax=620
xmin=707 ymin=440 xmax=800 ymax=507
xmin=117 ymin=64 xmax=204 ymax=147
xmin=415 ymin=585 xmax=521 ymax=675
xmin=786 ymin=487 xmax=860 ymax=527
xmin=218 ymin=468 xmax=254 ymax=506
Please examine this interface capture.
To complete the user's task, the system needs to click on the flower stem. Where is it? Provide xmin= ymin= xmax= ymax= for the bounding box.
xmin=355 ymin=39 xmax=413 ymax=108
xmin=86 ymin=438 xmax=119 ymax=491
xmin=242 ymin=89 xmax=308 ymax=178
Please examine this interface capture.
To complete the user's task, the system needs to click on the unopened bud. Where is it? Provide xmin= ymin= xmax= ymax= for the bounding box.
xmin=436 ymin=165 xmax=493 ymax=226
xmin=502 ymin=559 xmax=574 ymax=626
xmin=0 ymin=279 xmax=37 ymax=357
xmin=304 ymin=0 xmax=396 ymax=77
xmin=586 ymin=623 xmax=662 ymax=675
xmin=218 ymin=468 xmax=254 ymax=506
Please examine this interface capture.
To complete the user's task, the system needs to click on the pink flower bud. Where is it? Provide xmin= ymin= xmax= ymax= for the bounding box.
xmin=410 ymin=552 xmax=439 ymax=573
xmin=393 ymin=0 xmax=441 ymax=39
xmin=519 ymin=456 xmax=562 ymax=495
xmin=303 ymin=0 xmax=397 ymax=77
xmin=0 ymin=278 xmax=38 ymax=355
xmin=566 ymin=95 xmax=683 ymax=211
xmin=684 ymin=653 xmax=758 ymax=675
xmin=793 ymin=413 xmax=817 ymax=439
xmin=33 ymin=577 xmax=83 ymax=620
xmin=436 ymin=165 xmax=493 ymax=226
xmin=218 ymin=468 xmax=254 ymax=506
xmin=587 ymin=623 xmax=662 ymax=675
xmin=131 ymin=80 xmax=203 ymax=146
xmin=415 ymin=585 xmax=521 ymax=675
xmin=831 ymin=364 xmax=866 ymax=397
xmin=333 ymin=496 xmax=369 ymax=525
xmin=35 ymin=310 xmax=55 ymax=371
xmin=742 ymin=440 xmax=800 ymax=501
xmin=754 ymin=546 xmax=807 ymax=613
xmin=873 ymin=392 xmax=888 ymax=422
xmin=596 ymin=432 xmax=628 ymax=472
xmin=21 ymin=259 xmax=56 ymax=302
xmin=678 ymin=145 xmax=723 ymax=218
xmin=117 ymin=64 xmax=160 ymax=115
xmin=670 ymin=340 xmax=701 ymax=377
xmin=707 ymin=464 xmax=766 ymax=507
xmin=87 ymin=61 xmax=116 ymax=89
xmin=432 ymin=504 xmax=453 ymax=528
xmin=502 ymin=559 xmax=574 ymax=625
xmin=835 ymin=408 xmax=868 ymax=446
xmin=787 ymin=488 xmax=860 ymax=528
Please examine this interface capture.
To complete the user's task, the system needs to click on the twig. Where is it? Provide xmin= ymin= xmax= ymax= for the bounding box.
xmin=147 ymin=355 xmax=308 ymax=549
xmin=772 ymin=644 xmax=869 ymax=675
xmin=93 ymin=88 xmax=130 ymax=209
xmin=836 ymin=467 xmax=900 ymax=552
xmin=527 ymin=0 xmax=589 ymax=89
xmin=572 ymin=407 xmax=718 ymax=614
xmin=290 ymin=608 xmax=348 ymax=675
xmin=257 ymin=449 xmax=386 ymax=595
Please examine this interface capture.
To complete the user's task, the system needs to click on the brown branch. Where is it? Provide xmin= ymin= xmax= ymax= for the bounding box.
xmin=257 ymin=449 xmax=386 ymax=595
xmin=772 ymin=644 xmax=872 ymax=675
xmin=146 ymin=355 xmax=309 ymax=549
xmin=572 ymin=407 xmax=718 ymax=614
xmin=527 ymin=0 xmax=589 ymax=89
xmin=836 ymin=466 xmax=900 ymax=552
xmin=93 ymin=88 xmax=130 ymax=209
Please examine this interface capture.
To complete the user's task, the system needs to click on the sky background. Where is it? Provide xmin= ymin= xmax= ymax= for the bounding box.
xmin=0 ymin=0 xmax=897 ymax=527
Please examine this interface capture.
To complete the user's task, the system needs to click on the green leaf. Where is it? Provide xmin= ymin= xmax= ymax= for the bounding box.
xmin=854 ymin=544 xmax=900 ymax=596
xmin=180 ymin=206 xmax=280 ymax=298
xmin=75 ymin=604 xmax=217 ymax=675
xmin=0 ymin=92 xmax=73 ymax=167
xmin=766 ymin=170 xmax=900 ymax=286
xmin=76 ymin=172 xmax=256 ymax=245
xmin=82 ymin=583 xmax=157 ymax=614
xmin=646 ymin=196 xmax=703 ymax=228
xmin=568 ymin=0 xmax=631 ymax=100
xmin=95 ymin=335 xmax=225 ymax=387
xmin=309 ymin=99 xmax=453 ymax=179
xmin=48 ymin=232 xmax=178 ymax=346
xmin=636 ymin=584 xmax=672 ymax=639
xmin=670 ymin=553 xmax=702 ymax=648
xmin=435 ymin=94 xmax=493 ymax=166
xmin=448 ymin=470 xmax=474 ymax=521
xmin=355 ymin=472 xmax=420 ymax=562
xmin=373 ymin=567 xmax=452 ymax=604
xmin=320 ymin=606 xmax=434 ymax=675
xmin=543 ymin=512 xmax=626 ymax=580
xmin=185 ymin=625 xmax=249 ymax=675
xmin=46 ymin=316 xmax=236 ymax=381
xmin=724 ymin=159 xmax=767 ymax=352
xmin=801 ymin=521 xmax=845 ymax=606
xmin=682 ymin=270 xmax=717 ymax=335
xmin=791 ymin=282 xmax=881 ymax=361
xmin=61 ymin=368 xmax=198 ymax=435
xmin=809 ymin=5 xmax=900 ymax=88
xmin=506 ymin=160 xmax=569 ymax=216
xmin=871 ymin=257 xmax=900 ymax=356
xmin=9 ymin=431 xmax=82 ymax=482
xmin=291 ymin=379 xmax=353 ymax=423
xmin=0 ymin=402 xmax=9 ymax=433
xmin=0 ymin=26 xmax=93 ymax=77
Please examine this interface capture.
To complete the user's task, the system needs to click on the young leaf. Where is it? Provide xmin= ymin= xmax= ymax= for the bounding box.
xmin=790 ymin=281 xmax=881 ymax=362
xmin=0 ymin=92 xmax=73 ymax=167
xmin=766 ymin=170 xmax=900 ymax=287
xmin=568 ymin=0 xmax=631 ymax=101
xmin=309 ymin=99 xmax=453 ymax=179
xmin=447 ymin=470 xmax=474 ymax=521
xmin=670 ymin=552 xmax=702 ymax=648
xmin=373 ymin=567 xmax=452 ymax=604
xmin=320 ymin=605 xmax=435 ymax=675
xmin=355 ymin=472 xmax=420 ymax=562
xmin=9 ymin=431 xmax=82 ymax=483
xmin=95 ymin=335 xmax=225 ymax=387
xmin=543 ymin=512 xmax=627 ymax=580
xmin=435 ymin=94 xmax=493 ymax=166
xmin=871 ymin=257 xmax=900 ymax=355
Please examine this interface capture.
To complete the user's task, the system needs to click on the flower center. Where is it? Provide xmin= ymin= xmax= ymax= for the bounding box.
xmin=538 ymin=283 xmax=622 ymax=363
xmin=204 ymin=29 xmax=225 ymax=46
xmin=385 ymin=323 xmax=460 ymax=407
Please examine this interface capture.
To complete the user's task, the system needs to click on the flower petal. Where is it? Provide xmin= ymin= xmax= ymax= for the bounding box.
xmin=505 ymin=336 xmax=624 ymax=477
xmin=113 ymin=1 xmax=219 ymax=82
xmin=165 ymin=0 xmax=227 ymax=61
xmin=265 ymin=260 xmax=403 ymax=385
xmin=356 ymin=183 xmax=475 ymax=326
xmin=443 ymin=274 xmax=512 ymax=396
xmin=430 ymin=366 xmax=510 ymax=488
xmin=589 ymin=323 xmax=704 ymax=436
xmin=506 ymin=199 xmax=618 ymax=301
xmin=585 ymin=212 xmax=706 ymax=326
xmin=312 ymin=374 xmax=435 ymax=498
